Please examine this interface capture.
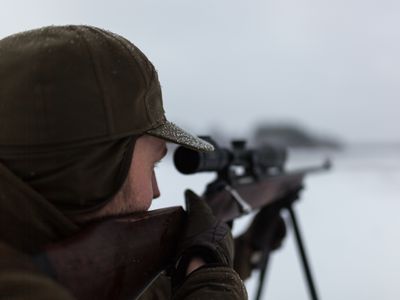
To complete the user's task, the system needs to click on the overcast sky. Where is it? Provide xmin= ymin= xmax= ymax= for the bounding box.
xmin=1 ymin=0 xmax=399 ymax=142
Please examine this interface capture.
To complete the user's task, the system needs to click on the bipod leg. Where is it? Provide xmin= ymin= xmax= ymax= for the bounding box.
xmin=287 ymin=205 xmax=319 ymax=300
xmin=252 ymin=207 xmax=283 ymax=300
xmin=254 ymin=252 xmax=270 ymax=300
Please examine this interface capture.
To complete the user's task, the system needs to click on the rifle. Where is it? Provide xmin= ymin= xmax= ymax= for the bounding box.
xmin=35 ymin=137 xmax=330 ymax=300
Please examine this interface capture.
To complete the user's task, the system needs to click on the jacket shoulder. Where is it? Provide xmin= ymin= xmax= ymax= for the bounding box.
xmin=0 ymin=241 xmax=75 ymax=300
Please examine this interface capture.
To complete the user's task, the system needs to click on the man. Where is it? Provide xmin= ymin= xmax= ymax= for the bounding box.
xmin=0 ymin=25 xmax=248 ymax=299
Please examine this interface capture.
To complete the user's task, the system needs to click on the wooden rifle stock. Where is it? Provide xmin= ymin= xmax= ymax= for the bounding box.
xmin=37 ymin=207 xmax=185 ymax=300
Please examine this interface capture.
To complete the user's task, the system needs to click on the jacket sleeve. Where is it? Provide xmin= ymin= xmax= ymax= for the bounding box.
xmin=0 ymin=242 xmax=75 ymax=300
xmin=139 ymin=267 xmax=247 ymax=300
xmin=172 ymin=266 xmax=248 ymax=300
xmin=139 ymin=266 xmax=247 ymax=300
xmin=137 ymin=273 xmax=172 ymax=300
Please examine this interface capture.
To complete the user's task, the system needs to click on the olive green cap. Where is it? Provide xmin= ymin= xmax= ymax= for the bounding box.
xmin=0 ymin=25 xmax=214 ymax=152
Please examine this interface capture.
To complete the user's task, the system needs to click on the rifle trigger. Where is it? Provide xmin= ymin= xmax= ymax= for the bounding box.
xmin=224 ymin=185 xmax=252 ymax=214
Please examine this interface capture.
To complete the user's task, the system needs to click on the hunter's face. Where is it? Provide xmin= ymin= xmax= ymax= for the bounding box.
xmin=120 ymin=135 xmax=168 ymax=211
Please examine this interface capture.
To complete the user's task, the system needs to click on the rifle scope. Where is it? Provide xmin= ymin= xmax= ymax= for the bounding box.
xmin=174 ymin=138 xmax=287 ymax=175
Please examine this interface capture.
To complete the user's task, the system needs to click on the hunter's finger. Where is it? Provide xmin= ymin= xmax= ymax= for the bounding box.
xmin=184 ymin=189 xmax=213 ymax=217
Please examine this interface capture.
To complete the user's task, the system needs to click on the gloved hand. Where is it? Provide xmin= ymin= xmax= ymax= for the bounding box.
xmin=248 ymin=205 xmax=286 ymax=252
xmin=172 ymin=189 xmax=234 ymax=286
xmin=234 ymin=205 xmax=286 ymax=279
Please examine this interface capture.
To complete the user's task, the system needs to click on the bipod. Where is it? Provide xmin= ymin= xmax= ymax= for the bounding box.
xmin=254 ymin=191 xmax=320 ymax=300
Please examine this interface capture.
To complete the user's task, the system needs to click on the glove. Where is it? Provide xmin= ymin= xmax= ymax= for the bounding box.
xmin=172 ymin=189 xmax=234 ymax=287
xmin=248 ymin=205 xmax=286 ymax=252
xmin=234 ymin=205 xmax=286 ymax=279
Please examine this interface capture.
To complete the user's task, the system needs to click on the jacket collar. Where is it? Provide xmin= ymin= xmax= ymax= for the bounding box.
xmin=0 ymin=161 xmax=78 ymax=253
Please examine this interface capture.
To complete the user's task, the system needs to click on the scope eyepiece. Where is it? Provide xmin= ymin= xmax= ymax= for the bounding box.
xmin=173 ymin=146 xmax=230 ymax=174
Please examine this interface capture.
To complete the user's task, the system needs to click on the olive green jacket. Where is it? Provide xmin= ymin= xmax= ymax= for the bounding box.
xmin=0 ymin=162 xmax=247 ymax=300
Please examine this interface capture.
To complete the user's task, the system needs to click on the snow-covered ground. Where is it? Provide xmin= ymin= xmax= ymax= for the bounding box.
xmin=151 ymin=145 xmax=400 ymax=300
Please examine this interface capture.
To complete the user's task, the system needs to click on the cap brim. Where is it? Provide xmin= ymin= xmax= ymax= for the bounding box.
xmin=146 ymin=121 xmax=214 ymax=152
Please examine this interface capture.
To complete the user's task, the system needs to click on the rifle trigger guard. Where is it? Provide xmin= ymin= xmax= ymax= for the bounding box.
xmin=224 ymin=185 xmax=252 ymax=214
